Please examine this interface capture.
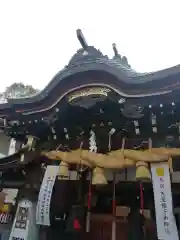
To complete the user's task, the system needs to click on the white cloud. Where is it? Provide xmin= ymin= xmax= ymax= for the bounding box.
xmin=0 ymin=0 xmax=180 ymax=92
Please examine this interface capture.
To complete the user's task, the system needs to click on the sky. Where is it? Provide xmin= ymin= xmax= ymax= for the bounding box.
xmin=0 ymin=0 xmax=180 ymax=92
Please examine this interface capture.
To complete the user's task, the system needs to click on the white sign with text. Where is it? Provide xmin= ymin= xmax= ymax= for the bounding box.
xmin=36 ymin=165 xmax=59 ymax=226
xmin=151 ymin=162 xmax=179 ymax=240
xmin=9 ymin=200 xmax=32 ymax=240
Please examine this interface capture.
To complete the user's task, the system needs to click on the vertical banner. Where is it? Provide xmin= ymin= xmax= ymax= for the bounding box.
xmin=36 ymin=165 xmax=59 ymax=226
xmin=151 ymin=162 xmax=179 ymax=240
xmin=9 ymin=200 xmax=32 ymax=240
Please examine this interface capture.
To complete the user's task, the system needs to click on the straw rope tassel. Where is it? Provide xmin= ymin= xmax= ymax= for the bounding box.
xmin=91 ymin=130 xmax=107 ymax=185
xmin=135 ymin=139 xmax=151 ymax=181
xmin=58 ymin=130 xmax=70 ymax=179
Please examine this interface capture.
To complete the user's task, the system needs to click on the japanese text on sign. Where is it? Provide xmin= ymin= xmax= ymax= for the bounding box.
xmin=151 ymin=163 xmax=179 ymax=240
xmin=159 ymin=177 xmax=170 ymax=234
xmin=36 ymin=165 xmax=59 ymax=226
xmin=39 ymin=176 xmax=55 ymax=223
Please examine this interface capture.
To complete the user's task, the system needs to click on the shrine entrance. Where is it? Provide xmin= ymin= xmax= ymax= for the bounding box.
xmin=86 ymin=214 xmax=156 ymax=240
xmin=88 ymin=215 xmax=128 ymax=240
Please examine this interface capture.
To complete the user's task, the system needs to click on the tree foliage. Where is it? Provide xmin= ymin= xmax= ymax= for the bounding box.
xmin=0 ymin=82 xmax=39 ymax=103
xmin=3 ymin=82 xmax=39 ymax=98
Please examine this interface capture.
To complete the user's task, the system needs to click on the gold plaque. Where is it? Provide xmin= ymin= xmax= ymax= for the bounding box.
xmin=68 ymin=87 xmax=111 ymax=102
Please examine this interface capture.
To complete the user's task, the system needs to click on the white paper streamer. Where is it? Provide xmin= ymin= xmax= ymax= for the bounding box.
xmin=8 ymin=138 xmax=16 ymax=155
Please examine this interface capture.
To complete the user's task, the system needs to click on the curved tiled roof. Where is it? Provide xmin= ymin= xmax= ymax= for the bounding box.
xmin=2 ymin=29 xmax=180 ymax=107
xmin=8 ymin=57 xmax=180 ymax=104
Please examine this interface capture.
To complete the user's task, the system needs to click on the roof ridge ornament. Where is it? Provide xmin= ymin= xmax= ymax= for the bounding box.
xmin=112 ymin=43 xmax=131 ymax=68
xmin=112 ymin=43 xmax=121 ymax=58
xmin=76 ymin=29 xmax=88 ymax=50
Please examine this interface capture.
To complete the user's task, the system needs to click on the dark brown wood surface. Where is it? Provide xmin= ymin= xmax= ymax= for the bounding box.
xmin=85 ymin=214 xmax=156 ymax=240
